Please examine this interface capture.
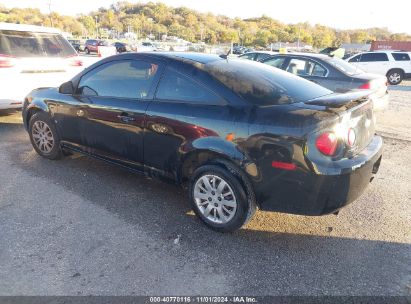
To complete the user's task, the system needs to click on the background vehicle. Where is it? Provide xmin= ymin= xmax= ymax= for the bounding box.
xmin=261 ymin=53 xmax=389 ymax=110
xmin=84 ymin=39 xmax=116 ymax=57
xmin=346 ymin=51 xmax=411 ymax=85
xmin=68 ymin=39 xmax=81 ymax=52
xmin=232 ymin=46 xmax=254 ymax=55
xmin=135 ymin=41 xmax=157 ymax=52
xmin=0 ymin=22 xmax=83 ymax=111
xmin=238 ymin=51 xmax=278 ymax=62
xmin=113 ymin=42 xmax=129 ymax=53
xmin=22 ymin=53 xmax=382 ymax=232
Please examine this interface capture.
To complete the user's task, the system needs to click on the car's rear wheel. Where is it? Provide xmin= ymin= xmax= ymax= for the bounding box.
xmin=189 ymin=164 xmax=256 ymax=232
xmin=29 ymin=112 xmax=62 ymax=160
xmin=387 ymin=69 xmax=403 ymax=85
xmin=85 ymin=47 xmax=90 ymax=55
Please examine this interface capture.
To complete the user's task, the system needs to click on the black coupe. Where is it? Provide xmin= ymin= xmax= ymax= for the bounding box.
xmin=22 ymin=52 xmax=382 ymax=232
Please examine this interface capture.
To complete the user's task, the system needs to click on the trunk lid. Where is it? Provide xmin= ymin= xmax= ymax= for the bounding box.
xmin=306 ymin=91 xmax=376 ymax=158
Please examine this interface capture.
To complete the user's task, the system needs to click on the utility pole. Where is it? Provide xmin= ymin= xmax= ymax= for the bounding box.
xmin=48 ymin=0 xmax=54 ymax=27
xmin=200 ymin=24 xmax=204 ymax=42
xmin=94 ymin=16 xmax=98 ymax=38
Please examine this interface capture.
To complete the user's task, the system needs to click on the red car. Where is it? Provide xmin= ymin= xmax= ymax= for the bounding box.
xmin=84 ymin=39 xmax=108 ymax=54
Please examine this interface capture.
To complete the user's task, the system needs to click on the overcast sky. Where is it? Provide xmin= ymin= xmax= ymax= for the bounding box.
xmin=1 ymin=0 xmax=410 ymax=34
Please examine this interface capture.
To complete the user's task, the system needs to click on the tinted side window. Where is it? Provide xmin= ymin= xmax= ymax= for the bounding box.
xmin=349 ymin=55 xmax=360 ymax=63
xmin=286 ymin=58 xmax=307 ymax=75
xmin=256 ymin=53 xmax=271 ymax=61
xmin=240 ymin=53 xmax=256 ymax=60
xmin=156 ymin=67 xmax=223 ymax=104
xmin=0 ymin=30 xmax=76 ymax=58
xmin=311 ymin=63 xmax=327 ymax=77
xmin=205 ymin=60 xmax=332 ymax=106
xmin=263 ymin=57 xmax=286 ymax=68
xmin=392 ymin=53 xmax=410 ymax=61
xmin=359 ymin=53 xmax=389 ymax=62
xmin=78 ymin=60 xmax=159 ymax=99
xmin=285 ymin=58 xmax=326 ymax=77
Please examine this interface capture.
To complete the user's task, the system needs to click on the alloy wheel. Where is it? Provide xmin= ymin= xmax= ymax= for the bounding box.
xmin=389 ymin=73 xmax=401 ymax=84
xmin=31 ymin=120 xmax=55 ymax=154
xmin=193 ymin=174 xmax=237 ymax=224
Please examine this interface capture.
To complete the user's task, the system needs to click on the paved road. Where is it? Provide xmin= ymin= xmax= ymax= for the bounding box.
xmin=0 ymin=83 xmax=410 ymax=296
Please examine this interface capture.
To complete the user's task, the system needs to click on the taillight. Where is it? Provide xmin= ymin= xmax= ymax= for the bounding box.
xmin=359 ymin=79 xmax=386 ymax=90
xmin=316 ymin=132 xmax=338 ymax=156
xmin=358 ymin=82 xmax=371 ymax=90
xmin=347 ymin=128 xmax=356 ymax=146
xmin=66 ymin=55 xmax=83 ymax=67
xmin=0 ymin=54 xmax=15 ymax=68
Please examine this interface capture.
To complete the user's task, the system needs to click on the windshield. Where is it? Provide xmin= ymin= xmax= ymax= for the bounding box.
xmin=204 ymin=59 xmax=332 ymax=106
xmin=0 ymin=30 xmax=76 ymax=58
xmin=326 ymin=57 xmax=363 ymax=75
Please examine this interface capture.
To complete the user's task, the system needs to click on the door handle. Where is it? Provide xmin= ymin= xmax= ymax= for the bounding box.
xmin=117 ymin=113 xmax=136 ymax=123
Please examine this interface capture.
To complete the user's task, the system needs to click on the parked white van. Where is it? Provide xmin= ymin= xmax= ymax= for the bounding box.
xmin=0 ymin=23 xmax=84 ymax=110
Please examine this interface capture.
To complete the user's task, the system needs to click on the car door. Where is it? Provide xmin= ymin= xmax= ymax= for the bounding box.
xmin=349 ymin=53 xmax=389 ymax=75
xmin=144 ymin=66 xmax=235 ymax=180
xmin=391 ymin=52 xmax=411 ymax=73
xmin=348 ymin=54 xmax=372 ymax=72
xmin=57 ymin=58 xmax=163 ymax=170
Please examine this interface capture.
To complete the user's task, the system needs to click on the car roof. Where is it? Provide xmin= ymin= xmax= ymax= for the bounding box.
xmin=350 ymin=50 xmax=411 ymax=56
xmin=0 ymin=22 xmax=61 ymax=33
xmin=140 ymin=52 xmax=223 ymax=65
xmin=272 ymin=52 xmax=331 ymax=60
xmin=244 ymin=51 xmax=278 ymax=55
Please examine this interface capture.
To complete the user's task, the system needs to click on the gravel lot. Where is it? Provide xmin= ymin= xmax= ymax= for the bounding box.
xmin=0 ymin=81 xmax=410 ymax=296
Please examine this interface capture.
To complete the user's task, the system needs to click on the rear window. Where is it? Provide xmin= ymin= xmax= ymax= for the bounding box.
xmin=326 ymin=57 xmax=363 ymax=75
xmin=392 ymin=53 xmax=410 ymax=61
xmin=204 ymin=59 xmax=332 ymax=106
xmin=0 ymin=30 xmax=76 ymax=58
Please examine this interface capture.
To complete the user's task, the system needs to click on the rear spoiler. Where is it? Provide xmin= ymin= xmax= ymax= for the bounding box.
xmin=304 ymin=91 xmax=372 ymax=108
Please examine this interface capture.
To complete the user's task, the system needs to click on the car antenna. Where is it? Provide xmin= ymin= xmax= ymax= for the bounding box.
xmin=220 ymin=46 xmax=232 ymax=59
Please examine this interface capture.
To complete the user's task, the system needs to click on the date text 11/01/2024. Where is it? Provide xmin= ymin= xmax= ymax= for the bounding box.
xmin=149 ymin=296 xmax=257 ymax=303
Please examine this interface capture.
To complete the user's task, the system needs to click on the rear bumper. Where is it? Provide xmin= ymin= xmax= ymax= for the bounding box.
xmin=258 ymin=135 xmax=383 ymax=215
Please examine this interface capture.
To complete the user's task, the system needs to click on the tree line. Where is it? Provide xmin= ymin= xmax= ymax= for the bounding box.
xmin=1 ymin=1 xmax=410 ymax=48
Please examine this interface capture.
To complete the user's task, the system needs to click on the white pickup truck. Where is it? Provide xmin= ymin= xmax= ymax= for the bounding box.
xmin=346 ymin=51 xmax=411 ymax=85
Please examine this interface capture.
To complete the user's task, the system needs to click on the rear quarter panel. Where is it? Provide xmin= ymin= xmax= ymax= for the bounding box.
xmin=240 ymin=103 xmax=339 ymax=208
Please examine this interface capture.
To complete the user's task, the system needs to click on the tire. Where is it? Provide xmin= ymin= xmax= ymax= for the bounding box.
xmin=85 ymin=48 xmax=90 ymax=55
xmin=28 ymin=112 xmax=62 ymax=160
xmin=189 ymin=164 xmax=257 ymax=232
xmin=387 ymin=69 xmax=403 ymax=85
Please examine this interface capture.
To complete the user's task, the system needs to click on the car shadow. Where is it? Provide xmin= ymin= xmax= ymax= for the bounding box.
xmin=0 ymin=109 xmax=21 ymax=116
xmin=2 ymin=121 xmax=410 ymax=295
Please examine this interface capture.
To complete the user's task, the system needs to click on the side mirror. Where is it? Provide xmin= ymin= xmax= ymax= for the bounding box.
xmin=59 ymin=81 xmax=74 ymax=94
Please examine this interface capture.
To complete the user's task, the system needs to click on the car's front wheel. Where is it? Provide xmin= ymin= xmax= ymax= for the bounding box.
xmin=85 ymin=47 xmax=90 ymax=54
xmin=189 ymin=164 xmax=256 ymax=232
xmin=29 ymin=112 xmax=62 ymax=160
xmin=387 ymin=69 xmax=403 ymax=85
